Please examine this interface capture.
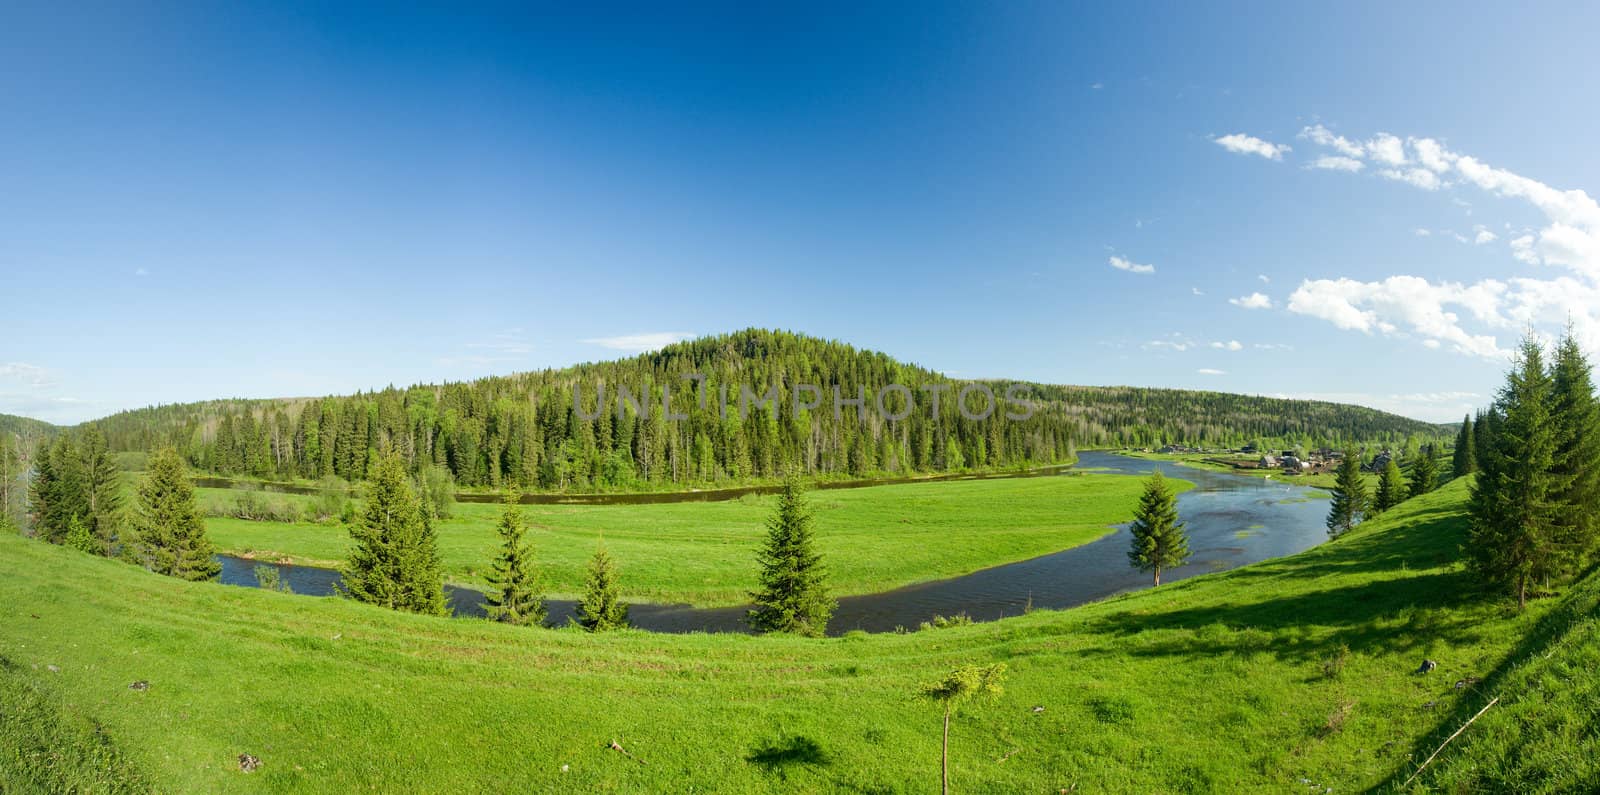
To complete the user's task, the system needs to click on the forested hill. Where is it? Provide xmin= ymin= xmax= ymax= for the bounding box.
xmin=82 ymin=330 xmax=1443 ymax=491
xmin=0 ymin=413 xmax=55 ymax=440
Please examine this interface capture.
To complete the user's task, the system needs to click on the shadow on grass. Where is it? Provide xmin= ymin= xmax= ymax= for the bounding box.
xmin=1374 ymin=564 xmax=1600 ymax=792
xmin=746 ymin=733 xmax=830 ymax=772
xmin=1077 ymin=506 xmax=1489 ymax=664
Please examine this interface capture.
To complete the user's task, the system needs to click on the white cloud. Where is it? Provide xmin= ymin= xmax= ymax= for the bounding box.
xmin=1257 ymin=274 xmax=1271 ymax=284
xmin=1366 ymin=133 xmax=1407 ymax=167
xmin=581 ymin=332 xmax=697 ymax=354
xmin=1197 ymin=368 xmax=1226 ymax=376
xmin=1214 ymin=133 xmax=1290 ymax=161
xmin=1143 ymin=333 xmax=1196 ymax=352
xmin=1253 ymin=343 xmax=1294 ymax=351
xmin=1109 ymin=255 xmax=1155 ymax=274
xmin=1299 ymin=125 xmax=1365 ymax=158
xmin=1282 ymin=123 xmax=1600 ymax=355
xmin=1271 ymin=390 xmax=1481 ymax=422
xmin=1309 ymin=156 xmax=1364 ymax=172
xmin=1379 ymin=168 xmax=1442 ymax=191
xmin=1191 ymin=287 xmax=1205 ymax=296
xmin=1414 ymin=228 xmax=1432 ymax=237
xmin=1229 ymin=292 xmax=1273 ymax=310
xmin=0 ymin=363 xmax=55 ymax=389
xmin=1210 ymin=340 xmax=1244 ymax=351
xmin=134 ymin=267 xmax=149 ymax=277
xmin=1286 ymin=276 xmax=1506 ymax=358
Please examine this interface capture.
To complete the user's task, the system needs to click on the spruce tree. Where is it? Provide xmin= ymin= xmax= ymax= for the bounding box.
xmin=340 ymin=455 xmax=447 ymax=615
xmin=65 ymin=515 xmax=98 ymax=554
xmin=1452 ymin=414 xmax=1476 ymax=478
xmin=747 ymin=477 xmax=835 ymax=636
xmin=1374 ymin=458 xmax=1406 ymax=513
xmin=1126 ymin=470 xmax=1191 ymax=586
xmin=134 ymin=448 xmax=220 ymax=581
xmin=1548 ymin=331 xmax=1600 ymax=567
xmin=1409 ymin=446 xmax=1439 ymax=499
xmin=482 ymin=493 xmax=545 ymax=626
xmin=81 ymin=428 xmax=124 ymax=556
xmin=1326 ymin=449 xmax=1367 ymax=538
xmin=1469 ymin=336 xmax=1559 ymax=609
xmin=575 ymin=542 xmax=628 ymax=631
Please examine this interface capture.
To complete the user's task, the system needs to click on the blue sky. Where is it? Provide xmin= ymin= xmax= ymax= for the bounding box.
xmin=4 ymin=2 xmax=1600 ymax=424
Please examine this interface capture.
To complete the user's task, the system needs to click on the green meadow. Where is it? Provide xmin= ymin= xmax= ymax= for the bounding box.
xmin=4 ymin=476 xmax=1590 ymax=792
xmin=199 ymin=473 xmax=1161 ymax=606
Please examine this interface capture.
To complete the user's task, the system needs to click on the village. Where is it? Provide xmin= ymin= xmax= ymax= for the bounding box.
xmin=1141 ymin=443 xmax=1398 ymax=476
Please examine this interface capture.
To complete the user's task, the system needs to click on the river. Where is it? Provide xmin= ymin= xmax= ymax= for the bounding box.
xmin=217 ymin=451 xmax=1330 ymax=635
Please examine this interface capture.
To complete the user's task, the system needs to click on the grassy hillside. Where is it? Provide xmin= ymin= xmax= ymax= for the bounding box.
xmin=201 ymin=472 xmax=1162 ymax=605
xmin=4 ymin=476 xmax=1589 ymax=792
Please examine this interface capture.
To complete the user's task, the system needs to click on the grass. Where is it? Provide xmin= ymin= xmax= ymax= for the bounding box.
xmin=4 ymin=476 xmax=1592 ymax=792
xmin=199 ymin=472 xmax=1167 ymax=606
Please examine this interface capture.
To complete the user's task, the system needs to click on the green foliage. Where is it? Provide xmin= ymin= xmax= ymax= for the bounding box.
xmin=1126 ymin=470 xmax=1191 ymax=586
xmin=482 ymin=495 xmax=545 ymax=626
xmin=133 ymin=448 xmax=220 ymax=582
xmin=918 ymin=613 xmax=974 ymax=631
xmin=64 ymin=515 xmax=98 ymax=554
xmin=575 ymin=543 xmax=628 ymax=631
xmin=1326 ymin=449 xmax=1368 ymax=538
xmin=1452 ymin=414 xmax=1476 ymax=477
xmin=416 ymin=465 xmax=456 ymax=521
xmin=920 ymin=663 xmax=1007 ymax=795
xmin=339 ymin=455 xmax=447 ymax=615
xmin=81 ymin=331 xmax=1440 ymax=493
xmin=1548 ymin=332 xmax=1600 ymax=567
xmin=1374 ymin=458 xmax=1406 ymax=514
xmin=1470 ymin=335 xmax=1564 ymax=608
xmin=1408 ymin=446 xmax=1440 ymax=498
xmin=747 ymin=478 xmax=835 ymax=636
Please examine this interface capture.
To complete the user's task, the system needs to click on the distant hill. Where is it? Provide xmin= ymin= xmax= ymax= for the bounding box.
xmin=0 ymin=413 xmax=56 ymax=440
xmin=84 ymin=329 xmax=1444 ymax=490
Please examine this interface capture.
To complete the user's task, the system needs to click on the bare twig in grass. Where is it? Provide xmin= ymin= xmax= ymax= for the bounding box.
xmin=995 ymin=747 xmax=1021 ymax=763
xmin=608 ymin=739 xmax=646 ymax=766
xmin=1402 ymin=696 xmax=1499 ymax=788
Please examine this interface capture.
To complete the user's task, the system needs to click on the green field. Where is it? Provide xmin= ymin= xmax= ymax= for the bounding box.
xmin=4 ymin=476 xmax=1590 ymax=792
xmin=199 ymin=473 xmax=1163 ymax=606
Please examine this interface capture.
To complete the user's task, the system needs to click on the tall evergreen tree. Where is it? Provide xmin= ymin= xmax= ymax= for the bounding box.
xmin=1126 ymin=470 xmax=1191 ymax=586
xmin=1469 ymin=336 xmax=1560 ymax=609
xmin=482 ymin=494 xmax=545 ymax=626
xmin=1374 ymin=458 xmax=1406 ymax=513
xmin=747 ymin=477 xmax=835 ymax=636
xmin=1547 ymin=331 xmax=1600 ymax=567
xmin=575 ymin=542 xmax=628 ymax=631
xmin=1452 ymin=414 xmax=1476 ymax=478
xmin=340 ymin=455 xmax=447 ymax=615
xmin=1326 ymin=449 xmax=1368 ymax=538
xmin=1409 ymin=446 xmax=1440 ymax=499
xmin=80 ymin=427 xmax=124 ymax=556
xmin=134 ymin=448 xmax=220 ymax=581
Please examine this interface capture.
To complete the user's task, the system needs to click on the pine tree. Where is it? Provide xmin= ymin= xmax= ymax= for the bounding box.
xmin=1452 ymin=414 xmax=1476 ymax=478
xmin=1374 ymin=458 xmax=1406 ymax=513
xmin=1326 ymin=449 xmax=1367 ymax=538
xmin=340 ymin=455 xmax=447 ymax=615
xmin=134 ymin=448 xmax=221 ymax=581
xmin=1469 ymin=336 xmax=1560 ymax=609
xmin=575 ymin=542 xmax=628 ymax=631
xmin=65 ymin=514 xmax=98 ymax=554
xmin=482 ymin=493 xmax=545 ymax=626
xmin=1409 ymin=446 xmax=1439 ymax=499
xmin=80 ymin=428 xmax=124 ymax=556
xmin=747 ymin=477 xmax=835 ymax=636
xmin=1548 ymin=331 xmax=1600 ymax=567
xmin=1126 ymin=471 xmax=1191 ymax=586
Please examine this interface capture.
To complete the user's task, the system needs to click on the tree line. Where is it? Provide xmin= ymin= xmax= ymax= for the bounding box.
xmin=75 ymin=330 xmax=1439 ymax=493
xmin=1321 ymin=331 xmax=1600 ymax=609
